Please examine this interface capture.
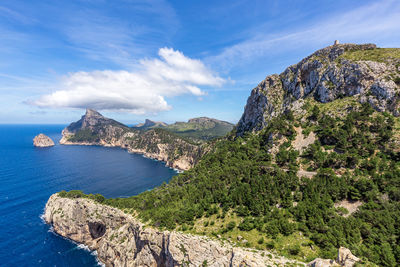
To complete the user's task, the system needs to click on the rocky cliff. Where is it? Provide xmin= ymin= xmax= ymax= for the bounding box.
xmin=45 ymin=194 xmax=360 ymax=267
xmin=33 ymin=133 xmax=55 ymax=147
xmin=237 ymin=43 xmax=400 ymax=135
xmin=60 ymin=109 xmax=205 ymax=170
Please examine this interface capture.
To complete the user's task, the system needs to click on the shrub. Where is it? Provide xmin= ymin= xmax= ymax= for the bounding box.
xmin=226 ymin=221 xmax=236 ymax=231
xmin=288 ymin=244 xmax=301 ymax=255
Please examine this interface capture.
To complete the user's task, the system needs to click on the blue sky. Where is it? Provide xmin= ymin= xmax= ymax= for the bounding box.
xmin=1 ymin=0 xmax=400 ymax=124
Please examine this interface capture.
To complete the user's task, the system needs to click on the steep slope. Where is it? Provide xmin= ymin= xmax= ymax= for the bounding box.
xmin=164 ymin=117 xmax=234 ymax=141
xmin=60 ymin=109 xmax=205 ymax=170
xmin=44 ymin=194 xmax=306 ymax=267
xmin=133 ymin=119 xmax=168 ymax=129
xmin=60 ymin=109 xmax=129 ymax=144
xmin=133 ymin=117 xmax=235 ymax=141
xmin=48 ymin=43 xmax=400 ymax=266
xmin=237 ymin=43 xmax=400 ymax=135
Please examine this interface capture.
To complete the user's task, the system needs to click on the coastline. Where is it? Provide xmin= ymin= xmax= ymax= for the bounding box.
xmin=44 ymin=194 xmax=305 ymax=267
xmin=59 ymin=138 xmax=187 ymax=172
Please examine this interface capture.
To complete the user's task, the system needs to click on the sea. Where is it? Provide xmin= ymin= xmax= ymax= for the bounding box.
xmin=0 ymin=124 xmax=178 ymax=266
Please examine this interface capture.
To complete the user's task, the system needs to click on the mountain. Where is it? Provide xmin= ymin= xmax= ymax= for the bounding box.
xmin=133 ymin=117 xmax=235 ymax=141
xmin=133 ymin=119 xmax=168 ymax=129
xmin=60 ymin=109 xmax=129 ymax=144
xmin=163 ymin=117 xmax=234 ymax=141
xmin=48 ymin=43 xmax=400 ymax=266
xmin=237 ymin=43 xmax=400 ymax=135
xmin=60 ymin=109 xmax=206 ymax=170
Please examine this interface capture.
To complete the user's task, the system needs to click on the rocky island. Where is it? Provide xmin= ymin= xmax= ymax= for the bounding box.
xmin=33 ymin=133 xmax=55 ymax=147
xmin=46 ymin=43 xmax=400 ymax=266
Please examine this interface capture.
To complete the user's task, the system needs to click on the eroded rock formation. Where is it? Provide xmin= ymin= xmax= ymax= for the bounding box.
xmin=44 ymin=194 xmax=306 ymax=267
xmin=59 ymin=109 xmax=205 ymax=170
xmin=237 ymin=43 xmax=400 ymax=135
xmin=33 ymin=133 xmax=55 ymax=147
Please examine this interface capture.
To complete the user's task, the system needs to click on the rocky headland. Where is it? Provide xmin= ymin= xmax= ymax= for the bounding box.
xmin=33 ymin=133 xmax=55 ymax=147
xmin=44 ymin=42 xmax=400 ymax=266
xmin=59 ymin=109 xmax=206 ymax=170
xmin=44 ymin=194 xmax=359 ymax=267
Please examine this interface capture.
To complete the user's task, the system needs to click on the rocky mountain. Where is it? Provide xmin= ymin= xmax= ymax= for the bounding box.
xmin=33 ymin=133 xmax=54 ymax=147
xmin=45 ymin=193 xmax=360 ymax=267
xmin=133 ymin=119 xmax=168 ymax=129
xmin=163 ymin=117 xmax=234 ymax=141
xmin=237 ymin=43 xmax=400 ymax=135
xmin=47 ymin=43 xmax=400 ymax=266
xmin=133 ymin=117 xmax=234 ymax=141
xmin=60 ymin=109 xmax=205 ymax=170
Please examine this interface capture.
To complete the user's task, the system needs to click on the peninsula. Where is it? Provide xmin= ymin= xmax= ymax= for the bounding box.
xmin=46 ymin=43 xmax=400 ymax=266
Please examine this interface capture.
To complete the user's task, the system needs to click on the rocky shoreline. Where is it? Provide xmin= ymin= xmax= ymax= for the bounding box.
xmin=58 ymin=109 xmax=204 ymax=171
xmin=44 ymin=194 xmax=305 ymax=266
xmin=44 ymin=194 xmax=360 ymax=267
xmin=59 ymin=134 xmax=190 ymax=172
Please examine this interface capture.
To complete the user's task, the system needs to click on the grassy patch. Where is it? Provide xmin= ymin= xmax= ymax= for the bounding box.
xmin=339 ymin=48 xmax=400 ymax=63
xmin=303 ymin=97 xmax=361 ymax=119
xmin=181 ymin=210 xmax=319 ymax=262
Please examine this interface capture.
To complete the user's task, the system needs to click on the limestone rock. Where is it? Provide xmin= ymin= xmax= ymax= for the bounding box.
xmin=307 ymin=258 xmax=338 ymax=267
xmin=44 ymin=194 xmax=304 ymax=267
xmin=59 ymin=109 xmax=205 ymax=171
xmin=237 ymin=43 xmax=400 ymax=135
xmin=306 ymin=247 xmax=360 ymax=267
xmin=33 ymin=133 xmax=54 ymax=147
xmin=337 ymin=247 xmax=360 ymax=267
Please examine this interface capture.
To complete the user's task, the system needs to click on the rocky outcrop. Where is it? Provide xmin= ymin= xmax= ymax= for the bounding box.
xmin=33 ymin=133 xmax=55 ymax=147
xmin=60 ymin=109 xmax=204 ymax=170
xmin=336 ymin=247 xmax=360 ymax=267
xmin=307 ymin=247 xmax=360 ymax=267
xmin=44 ymin=194 xmax=305 ymax=267
xmin=237 ymin=43 xmax=400 ymax=135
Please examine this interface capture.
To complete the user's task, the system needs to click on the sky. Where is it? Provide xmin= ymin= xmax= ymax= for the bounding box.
xmin=1 ymin=0 xmax=400 ymax=125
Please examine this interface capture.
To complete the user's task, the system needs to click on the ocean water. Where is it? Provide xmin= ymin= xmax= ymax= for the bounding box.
xmin=0 ymin=125 xmax=177 ymax=266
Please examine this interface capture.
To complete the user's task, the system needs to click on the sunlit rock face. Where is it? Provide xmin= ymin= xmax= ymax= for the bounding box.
xmin=33 ymin=133 xmax=55 ymax=147
xmin=237 ymin=43 xmax=400 ymax=136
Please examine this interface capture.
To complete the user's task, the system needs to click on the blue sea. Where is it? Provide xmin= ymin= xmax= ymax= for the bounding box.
xmin=0 ymin=125 xmax=178 ymax=266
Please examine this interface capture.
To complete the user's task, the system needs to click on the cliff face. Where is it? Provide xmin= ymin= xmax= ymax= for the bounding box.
xmin=44 ymin=194 xmax=305 ymax=267
xmin=60 ymin=109 xmax=204 ymax=170
xmin=237 ymin=43 xmax=400 ymax=135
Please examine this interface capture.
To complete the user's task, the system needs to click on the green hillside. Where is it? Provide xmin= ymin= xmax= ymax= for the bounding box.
xmin=134 ymin=117 xmax=235 ymax=142
xmin=61 ymin=99 xmax=400 ymax=266
xmin=163 ymin=117 xmax=234 ymax=141
xmin=58 ymin=44 xmax=400 ymax=266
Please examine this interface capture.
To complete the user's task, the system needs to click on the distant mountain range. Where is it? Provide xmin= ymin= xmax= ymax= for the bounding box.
xmin=59 ymin=109 xmax=233 ymax=170
xmin=133 ymin=117 xmax=234 ymax=141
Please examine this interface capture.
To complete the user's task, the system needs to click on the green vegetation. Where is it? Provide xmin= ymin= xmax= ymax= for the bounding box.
xmin=163 ymin=118 xmax=234 ymax=141
xmin=339 ymin=48 xmax=400 ymax=63
xmin=60 ymin=101 xmax=400 ymax=266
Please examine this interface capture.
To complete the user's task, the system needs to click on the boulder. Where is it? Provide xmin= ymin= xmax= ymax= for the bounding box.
xmin=337 ymin=247 xmax=360 ymax=267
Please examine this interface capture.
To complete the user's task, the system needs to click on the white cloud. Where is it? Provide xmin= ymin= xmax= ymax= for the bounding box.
xmin=29 ymin=48 xmax=224 ymax=114
xmin=208 ymin=0 xmax=400 ymax=72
